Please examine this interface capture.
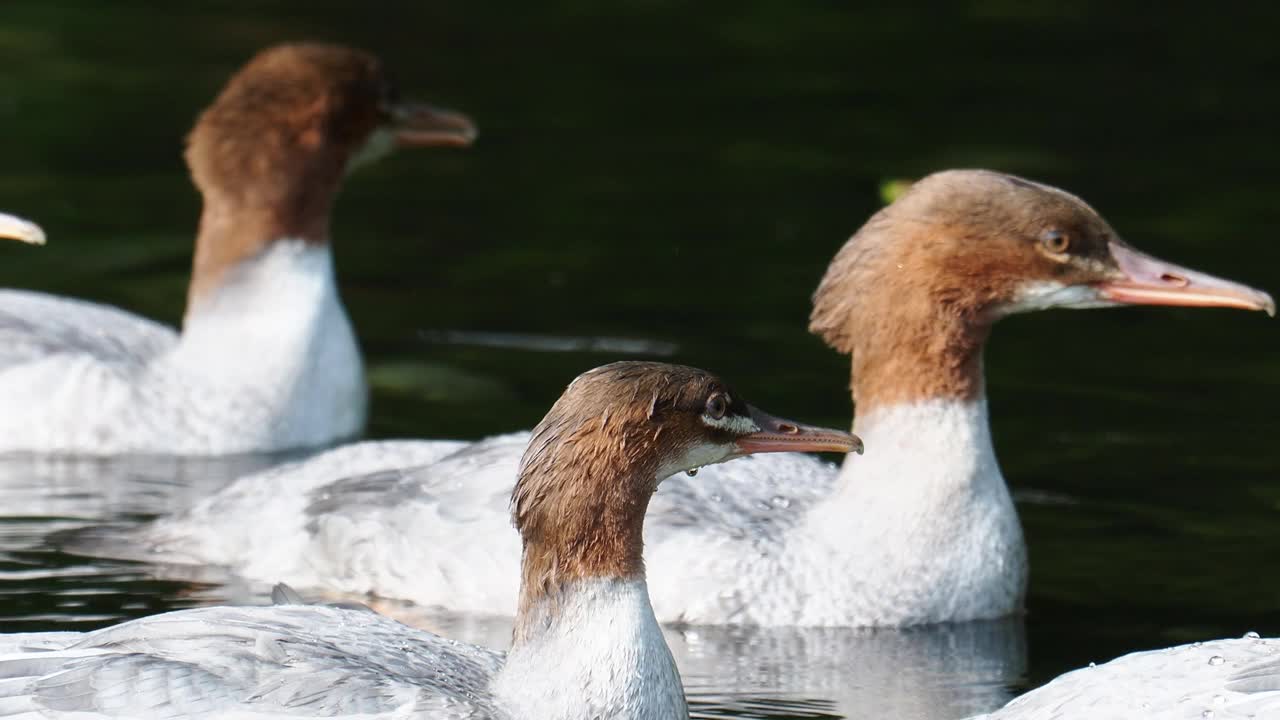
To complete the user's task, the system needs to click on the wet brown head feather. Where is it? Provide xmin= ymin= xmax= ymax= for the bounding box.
xmin=511 ymin=362 xmax=739 ymax=635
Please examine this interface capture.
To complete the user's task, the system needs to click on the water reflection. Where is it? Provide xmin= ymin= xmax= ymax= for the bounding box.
xmin=675 ymin=620 xmax=1025 ymax=720
xmin=0 ymin=454 xmax=282 ymax=522
xmin=0 ymin=454 xmax=282 ymax=631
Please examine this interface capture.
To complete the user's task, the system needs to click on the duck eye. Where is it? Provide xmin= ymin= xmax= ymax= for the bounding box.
xmin=1041 ymin=229 xmax=1070 ymax=254
xmin=704 ymin=394 xmax=727 ymax=420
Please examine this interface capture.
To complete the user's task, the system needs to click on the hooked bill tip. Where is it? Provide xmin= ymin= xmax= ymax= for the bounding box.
xmin=0 ymin=213 xmax=45 ymax=246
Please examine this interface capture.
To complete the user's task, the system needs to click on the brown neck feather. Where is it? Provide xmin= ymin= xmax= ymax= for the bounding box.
xmin=811 ymin=216 xmax=997 ymax=415
xmin=511 ymin=415 xmax=662 ymax=645
xmin=182 ymin=46 xmax=358 ymax=316
xmin=845 ymin=309 xmax=989 ymax=413
xmin=185 ymin=189 xmax=334 ymax=316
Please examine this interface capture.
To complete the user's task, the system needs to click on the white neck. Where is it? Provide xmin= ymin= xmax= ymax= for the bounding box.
xmin=182 ymin=239 xmax=339 ymax=327
xmin=494 ymin=578 xmax=688 ymax=720
xmin=167 ymin=240 xmax=366 ymax=446
xmin=841 ymin=397 xmax=1002 ymax=501
xmin=795 ymin=396 xmax=1026 ymax=624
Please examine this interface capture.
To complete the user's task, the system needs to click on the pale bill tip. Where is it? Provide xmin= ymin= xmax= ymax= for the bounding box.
xmin=0 ymin=213 xmax=46 ymax=246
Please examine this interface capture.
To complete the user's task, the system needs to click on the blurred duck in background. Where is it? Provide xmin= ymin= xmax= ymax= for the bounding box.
xmin=82 ymin=171 xmax=1272 ymax=627
xmin=0 ymin=43 xmax=475 ymax=455
xmin=0 ymin=362 xmax=860 ymax=720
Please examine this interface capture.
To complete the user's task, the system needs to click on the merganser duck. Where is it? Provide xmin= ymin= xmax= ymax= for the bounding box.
xmin=0 ymin=361 xmax=860 ymax=719
xmin=0 ymin=213 xmax=45 ymax=246
xmin=0 ymin=43 xmax=476 ymax=455
xmin=87 ymin=169 xmax=1272 ymax=626
xmin=970 ymin=633 xmax=1280 ymax=719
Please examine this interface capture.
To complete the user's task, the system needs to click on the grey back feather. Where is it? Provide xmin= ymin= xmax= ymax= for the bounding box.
xmin=0 ymin=605 xmax=508 ymax=718
xmin=0 ymin=290 xmax=177 ymax=372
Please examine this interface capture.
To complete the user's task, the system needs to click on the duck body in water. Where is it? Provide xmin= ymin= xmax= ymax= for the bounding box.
xmin=0 ymin=361 xmax=859 ymax=719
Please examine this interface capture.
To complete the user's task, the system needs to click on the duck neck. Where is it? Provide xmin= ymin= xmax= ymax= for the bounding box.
xmin=849 ymin=397 xmax=999 ymax=492
xmin=499 ymin=460 xmax=687 ymax=720
xmin=179 ymin=194 xmax=353 ymax=370
xmin=497 ymin=577 xmax=686 ymax=720
xmin=513 ymin=483 xmax=648 ymax=638
xmin=169 ymin=212 xmax=365 ymax=447
xmin=186 ymin=199 xmax=332 ymax=314
xmin=825 ymin=313 xmax=1005 ymax=508
xmin=848 ymin=308 xmax=990 ymax=412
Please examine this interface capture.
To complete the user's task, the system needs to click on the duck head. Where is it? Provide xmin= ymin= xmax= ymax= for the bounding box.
xmin=810 ymin=169 xmax=1273 ymax=411
xmin=511 ymin=361 xmax=861 ymax=634
xmin=185 ymin=42 xmax=476 ymax=307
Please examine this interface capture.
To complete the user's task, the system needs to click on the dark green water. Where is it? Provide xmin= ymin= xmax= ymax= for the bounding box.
xmin=1 ymin=2 xmax=1279 ymax=718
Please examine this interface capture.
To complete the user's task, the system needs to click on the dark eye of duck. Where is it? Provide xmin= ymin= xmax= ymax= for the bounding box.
xmin=704 ymin=393 xmax=728 ymax=420
xmin=1041 ymin=229 xmax=1071 ymax=254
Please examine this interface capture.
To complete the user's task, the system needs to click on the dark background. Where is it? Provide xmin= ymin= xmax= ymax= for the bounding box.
xmin=1 ymin=0 xmax=1277 ymax=700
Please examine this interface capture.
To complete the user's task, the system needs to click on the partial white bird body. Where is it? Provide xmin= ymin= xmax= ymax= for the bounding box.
xmin=0 ymin=604 xmax=506 ymax=719
xmin=971 ymin=636 xmax=1280 ymax=720
xmin=0 ymin=242 xmax=363 ymax=454
xmin=648 ymin=398 xmax=1024 ymax=627
xmin=132 ymin=437 xmax=474 ymax=575
xmin=117 ymin=400 xmax=1016 ymax=626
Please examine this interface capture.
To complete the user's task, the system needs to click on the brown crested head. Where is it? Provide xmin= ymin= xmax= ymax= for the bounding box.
xmin=185 ymin=43 xmax=476 ymax=310
xmin=809 ymin=169 xmax=1273 ymax=412
xmin=187 ymin=42 xmax=476 ymax=211
xmin=510 ymin=361 xmax=859 ymax=637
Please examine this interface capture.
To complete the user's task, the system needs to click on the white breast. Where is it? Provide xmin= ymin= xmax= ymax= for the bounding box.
xmin=494 ymin=578 xmax=688 ymax=720
xmin=0 ymin=240 xmax=365 ymax=455
xmin=782 ymin=398 xmax=1026 ymax=626
xmin=643 ymin=398 xmax=1026 ymax=626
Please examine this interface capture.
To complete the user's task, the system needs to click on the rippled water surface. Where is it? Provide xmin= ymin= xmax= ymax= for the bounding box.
xmin=2 ymin=3 xmax=1280 ymax=718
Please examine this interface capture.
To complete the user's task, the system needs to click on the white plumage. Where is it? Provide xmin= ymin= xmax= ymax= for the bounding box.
xmin=0 ymin=602 xmax=506 ymax=719
xmin=0 ymin=579 xmax=695 ymax=720
xmin=100 ymin=398 xmax=1022 ymax=627
xmin=971 ymin=636 xmax=1280 ymax=720
xmin=0 ymin=242 xmax=366 ymax=455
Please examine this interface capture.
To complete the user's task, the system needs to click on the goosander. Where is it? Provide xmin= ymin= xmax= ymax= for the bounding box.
xmin=0 ymin=43 xmax=476 ymax=455
xmin=87 ymin=169 xmax=1273 ymax=626
xmin=970 ymin=633 xmax=1280 ymax=720
xmin=0 ymin=361 xmax=860 ymax=719
xmin=0 ymin=213 xmax=45 ymax=246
